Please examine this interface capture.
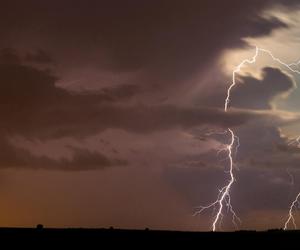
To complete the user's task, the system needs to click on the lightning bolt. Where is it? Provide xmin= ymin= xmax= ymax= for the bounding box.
xmin=195 ymin=46 xmax=300 ymax=231
xmin=194 ymin=128 xmax=240 ymax=231
xmin=284 ymin=192 xmax=300 ymax=230
xmin=284 ymin=137 xmax=300 ymax=230
xmin=225 ymin=47 xmax=259 ymax=112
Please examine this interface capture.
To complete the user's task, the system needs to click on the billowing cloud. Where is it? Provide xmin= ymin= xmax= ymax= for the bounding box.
xmin=231 ymin=67 xmax=295 ymax=110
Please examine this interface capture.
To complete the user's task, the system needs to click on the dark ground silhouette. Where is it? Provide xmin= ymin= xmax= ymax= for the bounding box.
xmin=0 ymin=227 xmax=299 ymax=248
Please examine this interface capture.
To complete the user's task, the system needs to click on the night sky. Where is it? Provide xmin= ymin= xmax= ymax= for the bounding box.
xmin=2 ymin=0 xmax=300 ymax=231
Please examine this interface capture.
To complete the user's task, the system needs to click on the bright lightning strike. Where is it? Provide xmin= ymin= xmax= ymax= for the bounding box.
xmin=195 ymin=46 xmax=300 ymax=231
xmin=194 ymin=129 xmax=240 ymax=231
xmin=284 ymin=192 xmax=300 ymax=230
xmin=284 ymin=137 xmax=300 ymax=230
xmin=225 ymin=47 xmax=259 ymax=112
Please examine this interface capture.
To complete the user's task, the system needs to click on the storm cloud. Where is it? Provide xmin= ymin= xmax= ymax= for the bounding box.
xmin=0 ymin=0 xmax=300 ymax=230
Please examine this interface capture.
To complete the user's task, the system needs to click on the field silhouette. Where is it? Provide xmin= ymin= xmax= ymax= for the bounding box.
xmin=0 ymin=226 xmax=298 ymax=248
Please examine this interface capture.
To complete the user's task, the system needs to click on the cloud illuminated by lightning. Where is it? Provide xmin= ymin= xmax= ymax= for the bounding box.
xmin=195 ymin=46 xmax=300 ymax=231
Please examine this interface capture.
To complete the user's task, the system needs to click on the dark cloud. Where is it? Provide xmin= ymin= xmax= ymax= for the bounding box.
xmin=54 ymin=146 xmax=127 ymax=171
xmin=0 ymin=0 xmax=295 ymax=95
xmin=0 ymin=48 xmax=21 ymax=64
xmin=0 ymin=56 xmax=274 ymax=138
xmin=25 ymin=50 xmax=53 ymax=64
xmin=164 ymin=165 xmax=296 ymax=216
xmin=2 ymin=50 xmax=297 ymax=173
xmin=231 ymin=67 xmax=295 ymax=110
xmin=0 ymin=50 xmax=298 ymax=173
xmin=198 ymin=67 xmax=296 ymax=109
xmin=276 ymin=143 xmax=300 ymax=154
xmin=0 ymin=139 xmax=126 ymax=171
xmin=98 ymin=84 xmax=141 ymax=102
xmin=232 ymin=121 xmax=300 ymax=171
